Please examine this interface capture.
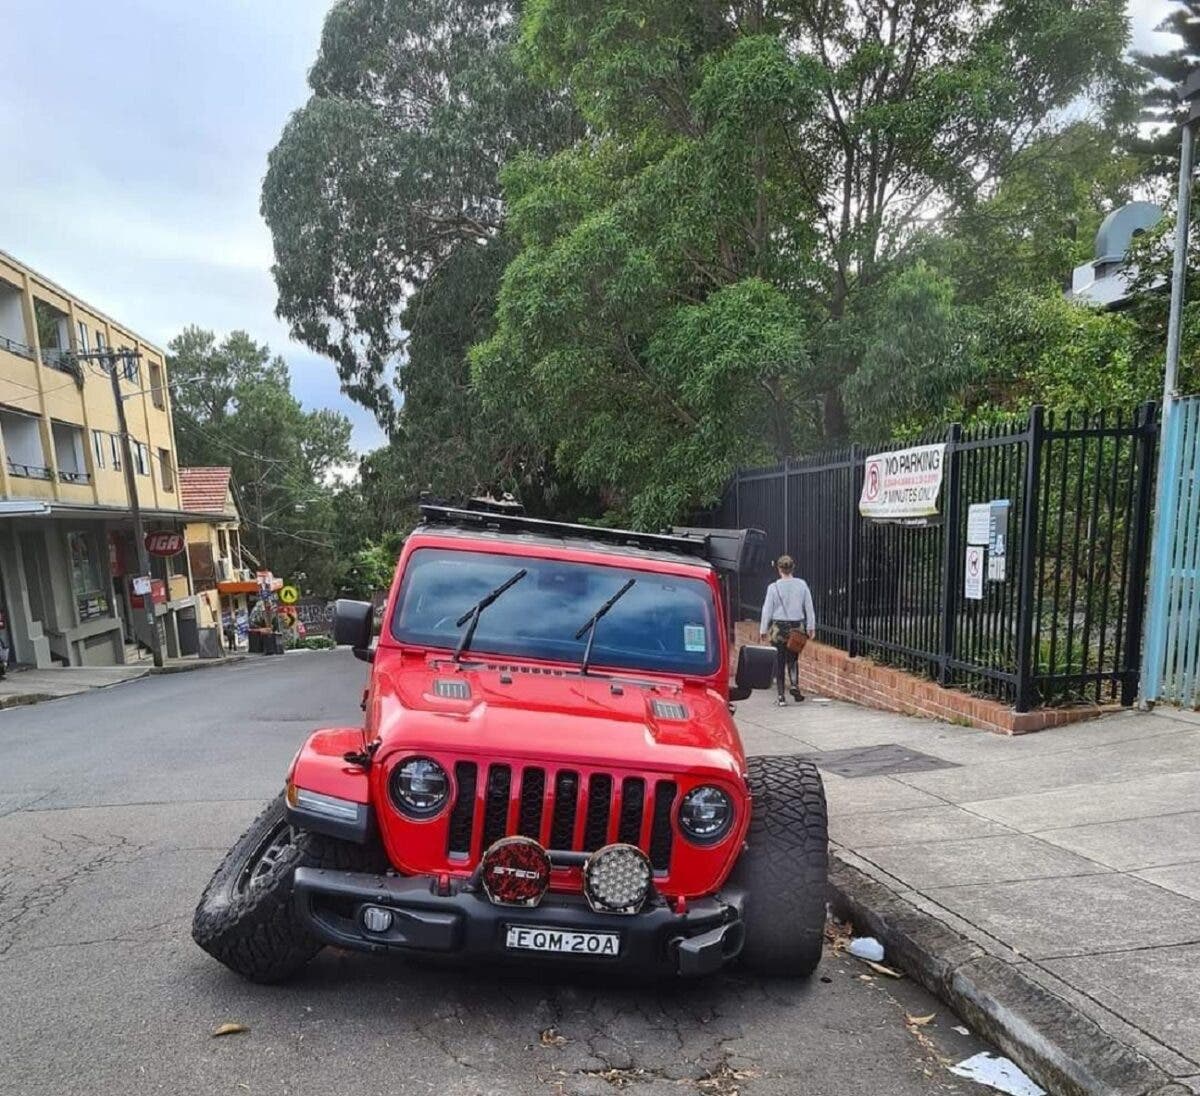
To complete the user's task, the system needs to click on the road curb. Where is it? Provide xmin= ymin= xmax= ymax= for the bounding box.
xmin=149 ymin=655 xmax=247 ymax=674
xmin=827 ymin=853 xmax=1188 ymax=1096
xmin=0 ymin=692 xmax=54 ymax=709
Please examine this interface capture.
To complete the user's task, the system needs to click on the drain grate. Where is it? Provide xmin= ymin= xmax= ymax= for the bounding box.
xmin=809 ymin=743 xmax=958 ymax=779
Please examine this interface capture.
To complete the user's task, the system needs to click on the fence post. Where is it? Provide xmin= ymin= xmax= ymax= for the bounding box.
xmin=1123 ymin=401 xmax=1158 ymax=706
xmin=937 ymin=423 xmax=964 ymax=687
xmin=846 ymin=445 xmax=861 ymax=657
xmin=1014 ymin=405 xmax=1046 ymax=712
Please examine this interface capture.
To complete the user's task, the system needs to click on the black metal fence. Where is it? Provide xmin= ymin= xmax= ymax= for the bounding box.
xmin=706 ymin=404 xmax=1158 ymax=710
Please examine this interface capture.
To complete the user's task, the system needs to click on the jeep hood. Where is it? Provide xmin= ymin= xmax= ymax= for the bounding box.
xmin=366 ymin=658 xmax=746 ymax=778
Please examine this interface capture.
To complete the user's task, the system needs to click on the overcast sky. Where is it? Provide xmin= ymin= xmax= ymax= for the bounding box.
xmin=0 ymin=0 xmax=1183 ymax=456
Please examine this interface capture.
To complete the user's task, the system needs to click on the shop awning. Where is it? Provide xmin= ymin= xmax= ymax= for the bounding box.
xmin=217 ymin=577 xmax=283 ymax=595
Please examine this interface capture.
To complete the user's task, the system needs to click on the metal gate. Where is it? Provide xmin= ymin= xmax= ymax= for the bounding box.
xmin=1143 ymin=395 xmax=1200 ymax=707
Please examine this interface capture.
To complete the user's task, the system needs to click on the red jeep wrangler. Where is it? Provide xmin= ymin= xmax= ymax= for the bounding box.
xmin=193 ymin=506 xmax=828 ymax=982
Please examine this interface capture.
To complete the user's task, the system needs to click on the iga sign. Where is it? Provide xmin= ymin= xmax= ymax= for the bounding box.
xmin=859 ymin=443 xmax=946 ymax=521
xmin=144 ymin=530 xmax=185 ymax=557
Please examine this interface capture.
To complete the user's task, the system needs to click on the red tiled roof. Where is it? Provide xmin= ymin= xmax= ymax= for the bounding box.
xmin=179 ymin=466 xmax=236 ymax=516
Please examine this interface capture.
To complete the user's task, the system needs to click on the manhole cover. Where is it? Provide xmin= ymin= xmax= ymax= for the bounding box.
xmin=810 ymin=743 xmax=958 ymax=778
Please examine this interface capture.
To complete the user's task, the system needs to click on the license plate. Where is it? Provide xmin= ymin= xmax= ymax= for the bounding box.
xmin=504 ymin=925 xmax=620 ymax=957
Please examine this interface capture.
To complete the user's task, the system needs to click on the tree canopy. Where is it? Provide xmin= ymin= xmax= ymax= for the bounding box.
xmin=168 ymin=328 xmax=353 ymax=594
xmin=262 ymin=0 xmax=1192 ymax=533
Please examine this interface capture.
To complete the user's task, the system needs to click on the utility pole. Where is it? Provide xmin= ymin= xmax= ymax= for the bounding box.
xmin=77 ymin=348 xmax=164 ymax=668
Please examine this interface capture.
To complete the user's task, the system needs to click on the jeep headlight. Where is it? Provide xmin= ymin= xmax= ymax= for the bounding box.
xmin=389 ymin=757 xmax=450 ymax=818
xmin=677 ymin=785 xmax=733 ymax=844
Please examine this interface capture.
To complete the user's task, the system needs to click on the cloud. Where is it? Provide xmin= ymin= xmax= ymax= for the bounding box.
xmin=0 ymin=0 xmax=389 ymax=454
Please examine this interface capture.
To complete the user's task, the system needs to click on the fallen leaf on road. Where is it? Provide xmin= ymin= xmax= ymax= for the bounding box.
xmin=863 ymin=959 xmax=903 ymax=978
xmin=824 ymin=917 xmax=853 ymax=952
xmin=539 ymin=1028 xmax=567 ymax=1048
xmin=212 ymin=1023 xmax=249 ymax=1038
xmin=906 ymin=1013 xmax=935 ymax=1026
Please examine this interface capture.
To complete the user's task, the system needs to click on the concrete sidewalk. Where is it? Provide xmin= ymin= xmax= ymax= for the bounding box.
xmin=735 ymin=692 xmax=1200 ymax=1096
xmin=0 ymin=656 xmax=245 ymax=708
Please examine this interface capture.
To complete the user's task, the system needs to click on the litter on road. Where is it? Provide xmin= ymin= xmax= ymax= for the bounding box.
xmin=949 ymin=1052 xmax=1045 ymax=1096
xmin=847 ymin=936 xmax=885 ymax=961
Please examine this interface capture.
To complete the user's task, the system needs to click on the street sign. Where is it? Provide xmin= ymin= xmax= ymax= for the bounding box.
xmin=144 ymin=530 xmax=184 ymax=558
xmin=279 ymin=585 xmax=299 ymax=605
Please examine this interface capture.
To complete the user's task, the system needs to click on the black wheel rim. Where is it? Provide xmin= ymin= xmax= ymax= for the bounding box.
xmin=235 ymin=820 xmax=294 ymax=895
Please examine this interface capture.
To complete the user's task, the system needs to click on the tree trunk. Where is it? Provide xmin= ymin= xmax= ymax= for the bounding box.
xmin=822 ymin=389 xmax=849 ymax=442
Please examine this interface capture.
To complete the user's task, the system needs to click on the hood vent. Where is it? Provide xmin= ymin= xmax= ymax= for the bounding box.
xmin=433 ymin=678 xmax=471 ymax=700
xmin=483 ymin=663 xmax=568 ymax=678
xmin=651 ymin=699 xmax=687 ymax=720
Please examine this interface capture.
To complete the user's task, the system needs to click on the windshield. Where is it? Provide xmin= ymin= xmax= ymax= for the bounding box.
xmin=391 ymin=548 xmax=720 ymax=676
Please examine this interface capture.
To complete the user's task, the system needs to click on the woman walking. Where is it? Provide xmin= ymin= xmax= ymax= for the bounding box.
xmin=759 ymin=555 xmax=816 ymax=706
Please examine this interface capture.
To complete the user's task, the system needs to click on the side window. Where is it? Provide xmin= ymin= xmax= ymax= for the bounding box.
xmin=91 ymin=429 xmax=106 ymax=470
xmin=109 ymin=433 xmax=122 ymax=471
xmin=149 ymin=362 xmax=165 ymax=410
xmin=158 ymin=447 xmax=173 ymax=491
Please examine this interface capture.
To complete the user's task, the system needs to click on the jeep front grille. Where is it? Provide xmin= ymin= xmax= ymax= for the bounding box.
xmin=445 ymin=762 xmax=676 ymax=873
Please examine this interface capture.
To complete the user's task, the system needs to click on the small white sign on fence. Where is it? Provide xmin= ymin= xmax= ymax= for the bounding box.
xmin=967 ymin=503 xmax=991 ymax=545
xmin=859 ymin=442 xmax=947 ymax=520
xmin=964 ymin=545 xmax=985 ymax=601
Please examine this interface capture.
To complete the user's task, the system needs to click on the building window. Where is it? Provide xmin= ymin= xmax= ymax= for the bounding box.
xmin=68 ymin=531 xmax=110 ymax=622
xmin=158 ymin=447 xmax=174 ymax=491
xmin=96 ymin=331 xmax=107 ymax=354
xmin=51 ymin=421 xmax=89 ymax=484
xmin=91 ymin=429 xmax=106 ymax=470
xmin=149 ymin=361 xmax=165 ymax=410
xmin=109 ymin=433 xmax=122 ymax=471
xmin=134 ymin=442 xmax=149 ymax=476
xmin=123 ymin=351 xmax=139 ymax=385
xmin=76 ymin=321 xmax=89 ymax=353
xmin=0 ymin=407 xmax=51 ymax=479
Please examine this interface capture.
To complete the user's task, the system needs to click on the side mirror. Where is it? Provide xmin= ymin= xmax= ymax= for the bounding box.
xmin=333 ymin=599 xmax=374 ymax=661
xmin=729 ymin=644 xmax=775 ymax=700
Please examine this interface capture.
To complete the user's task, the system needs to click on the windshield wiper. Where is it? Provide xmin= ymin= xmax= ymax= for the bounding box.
xmin=454 ymin=568 xmax=528 ymax=661
xmin=574 ymin=578 xmax=636 ymax=675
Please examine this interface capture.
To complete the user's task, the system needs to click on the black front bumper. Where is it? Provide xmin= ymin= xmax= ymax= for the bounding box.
xmin=292 ymin=867 xmax=745 ymax=977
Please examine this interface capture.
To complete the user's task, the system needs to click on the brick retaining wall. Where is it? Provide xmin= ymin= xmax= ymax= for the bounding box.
xmin=732 ymin=622 xmax=1116 ymax=735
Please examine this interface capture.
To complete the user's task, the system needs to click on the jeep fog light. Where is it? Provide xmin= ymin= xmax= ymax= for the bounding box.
xmin=583 ymin=843 xmax=651 ymax=914
xmin=480 ymin=836 xmax=551 ymax=907
xmin=287 ymin=782 xmax=361 ymax=822
xmin=361 ymin=906 xmax=394 ymax=933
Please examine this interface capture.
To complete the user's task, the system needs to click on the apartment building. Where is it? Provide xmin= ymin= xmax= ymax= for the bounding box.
xmin=0 ymin=249 xmax=201 ymax=667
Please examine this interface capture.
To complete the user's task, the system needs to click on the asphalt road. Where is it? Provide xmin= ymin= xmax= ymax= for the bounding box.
xmin=0 ymin=651 xmax=1000 ymax=1096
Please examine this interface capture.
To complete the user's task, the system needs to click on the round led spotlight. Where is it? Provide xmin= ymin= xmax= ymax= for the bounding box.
xmin=480 ymin=836 xmax=551 ymax=907
xmin=389 ymin=756 xmax=450 ymax=819
xmin=583 ymin=843 xmax=652 ymax=914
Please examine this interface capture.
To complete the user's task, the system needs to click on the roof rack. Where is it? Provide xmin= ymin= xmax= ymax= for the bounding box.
xmin=417 ymin=505 xmax=712 ymax=561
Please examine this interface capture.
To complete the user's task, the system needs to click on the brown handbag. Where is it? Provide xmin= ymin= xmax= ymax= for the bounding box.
xmin=786 ymin=628 xmax=809 ymax=655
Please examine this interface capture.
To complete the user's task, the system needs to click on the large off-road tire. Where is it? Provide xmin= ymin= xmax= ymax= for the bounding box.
xmin=732 ymin=755 xmax=829 ymax=978
xmin=192 ymin=791 xmax=386 ymax=983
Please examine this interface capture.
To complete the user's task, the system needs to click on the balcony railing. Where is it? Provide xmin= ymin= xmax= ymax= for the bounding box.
xmin=41 ymin=347 xmax=75 ymax=372
xmin=0 ymin=334 xmax=35 ymax=360
xmin=58 ymin=469 xmax=91 ymax=485
xmin=7 ymin=459 xmax=53 ymax=481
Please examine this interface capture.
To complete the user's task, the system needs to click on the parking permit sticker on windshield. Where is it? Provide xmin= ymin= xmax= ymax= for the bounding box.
xmin=683 ymin=625 xmax=706 ymax=652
